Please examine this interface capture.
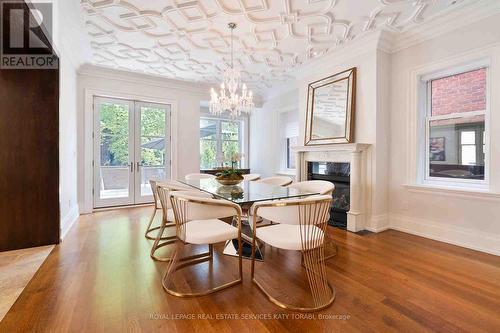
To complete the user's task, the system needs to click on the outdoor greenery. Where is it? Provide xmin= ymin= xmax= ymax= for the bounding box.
xmin=100 ymin=103 xmax=165 ymax=166
xmin=200 ymin=118 xmax=241 ymax=169
xmin=99 ymin=105 xmax=240 ymax=170
xmin=140 ymin=107 xmax=166 ymax=166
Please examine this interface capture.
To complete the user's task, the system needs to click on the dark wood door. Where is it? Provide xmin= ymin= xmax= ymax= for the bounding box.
xmin=0 ymin=68 xmax=60 ymax=251
xmin=0 ymin=2 xmax=60 ymax=251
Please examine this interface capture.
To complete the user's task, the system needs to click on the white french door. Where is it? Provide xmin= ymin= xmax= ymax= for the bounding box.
xmin=93 ymin=97 xmax=171 ymax=208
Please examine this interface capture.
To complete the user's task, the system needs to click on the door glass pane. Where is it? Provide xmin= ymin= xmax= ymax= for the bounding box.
xmin=140 ymin=106 xmax=166 ymax=196
xmin=99 ymin=102 xmax=130 ymax=199
xmin=200 ymin=118 xmax=218 ymax=169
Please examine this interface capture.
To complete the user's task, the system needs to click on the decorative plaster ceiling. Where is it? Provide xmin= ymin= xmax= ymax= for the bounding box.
xmin=81 ymin=0 xmax=467 ymax=91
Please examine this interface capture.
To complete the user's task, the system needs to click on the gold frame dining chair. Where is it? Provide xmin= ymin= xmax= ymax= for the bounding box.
xmin=149 ymin=181 xmax=192 ymax=262
xmin=250 ymin=195 xmax=335 ymax=312
xmin=162 ymin=190 xmax=243 ymax=297
xmin=288 ymin=180 xmax=338 ymax=260
xmin=145 ymin=180 xmax=162 ymax=240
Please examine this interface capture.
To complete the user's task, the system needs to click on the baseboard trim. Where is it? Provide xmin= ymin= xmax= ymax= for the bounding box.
xmin=390 ymin=213 xmax=500 ymax=257
xmin=366 ymin=214 xmax=390 ymax=233
xmin=60 ymin=205 xmax=80 ymax=241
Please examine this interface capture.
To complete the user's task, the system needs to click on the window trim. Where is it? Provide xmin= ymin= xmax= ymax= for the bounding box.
xmin=286 ymin=137 xmax=298 ymax=170
xmin=199 ymin=113 xmax=249 ymax=169
xmin=275 ymin=106 xmax=299 ymax=173
xmin=419 ymin=61 xmax=490 ymax=189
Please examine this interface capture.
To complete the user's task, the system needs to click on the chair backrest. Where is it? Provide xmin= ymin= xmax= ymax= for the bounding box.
xmin=149 ymin=180 xmax=160 ymax=208
xmin=257 ymin=176 xmax=293 ymax=186
xmin=157 ymin=180 xmax=192 ymax=191
xmin=156 ymin=182 xmax=199 ymax=213
xmin=243 ymin=173 xmax=261 ymax=181
xmin=253 ymin=195 xmax=331 ymax=226
xmin=150 ymin=180 xmax=192 ymax=208
xmin=185 ymin=173 xmax=216 ymax=180
xmin=288 ymin=180 xmax=335 ymax=196
xmin=169 ymin=191 xmax=241 ymax=234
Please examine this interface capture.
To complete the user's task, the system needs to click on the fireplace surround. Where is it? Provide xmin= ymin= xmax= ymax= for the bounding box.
xmin=308 ymin=162 xmax=350 ymax=229
xmin=293 ymin=143 xmax=371 ymax=232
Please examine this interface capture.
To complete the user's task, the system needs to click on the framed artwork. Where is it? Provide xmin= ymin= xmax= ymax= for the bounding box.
xmin=430 ymin=137 xmax=446 ymax=161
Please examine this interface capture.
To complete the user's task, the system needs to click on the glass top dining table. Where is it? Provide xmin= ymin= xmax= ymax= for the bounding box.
xmin=179 ymin=178 xmax=320 ymax=261
xmin=180 ymin=178 xmax=319 ymax=205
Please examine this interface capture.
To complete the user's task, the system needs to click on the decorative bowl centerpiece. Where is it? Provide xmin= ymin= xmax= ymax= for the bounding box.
xmin=216 ymin=185 xmax=244 ymax=200
xmin=216 ymin=169 xmax=244 ymax=186
xmin=215 ymin=153 xmax=244 ymax=186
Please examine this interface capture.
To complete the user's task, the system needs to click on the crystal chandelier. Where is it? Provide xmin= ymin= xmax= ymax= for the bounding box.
xmin=209 ymin=23 xmax=254 ymax=118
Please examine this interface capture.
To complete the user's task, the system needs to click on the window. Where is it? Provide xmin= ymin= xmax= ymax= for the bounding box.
xmin=200 ymin=117 xmax=245 ymax=169
xmin=424 ymin=67 xmax=487 ymax=182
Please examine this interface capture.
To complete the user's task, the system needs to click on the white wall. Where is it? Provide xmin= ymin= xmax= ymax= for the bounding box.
xmin=250 ymin=89 xmax=298 ymax=178
xmin=251 ymin=11 xmax=500 ymax=255
xmin=77 ymin=66 xmax=210 ymax=213
xmin=53 ymin=0 xmax=92 ymax=238
xmin=252 ymin=35 xmax=391 ymax=230
xmin=389 ymin=14 xmax=500 ymax=255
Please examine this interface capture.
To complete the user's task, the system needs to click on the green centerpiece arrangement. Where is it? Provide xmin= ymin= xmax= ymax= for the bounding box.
xmin=216 ymin=153 xmax=244 ymax=186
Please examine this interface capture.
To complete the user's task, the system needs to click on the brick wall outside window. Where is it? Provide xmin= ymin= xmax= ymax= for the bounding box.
xmin=431 ymin=68 xmax=486 ymax=116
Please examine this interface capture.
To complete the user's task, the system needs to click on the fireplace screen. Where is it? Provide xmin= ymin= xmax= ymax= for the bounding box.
xmin=307 ymin=161 xmax=350 ymax=228
xmin=332 ymin=182 xmax=350 ymax=212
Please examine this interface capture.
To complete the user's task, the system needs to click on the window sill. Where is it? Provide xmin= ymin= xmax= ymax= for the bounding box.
xmin=403 ymin=183 xmax=500 ymax=201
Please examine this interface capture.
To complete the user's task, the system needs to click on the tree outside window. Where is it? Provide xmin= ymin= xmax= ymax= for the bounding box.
xmin=200 ymin=117 xmax=242 ymax=169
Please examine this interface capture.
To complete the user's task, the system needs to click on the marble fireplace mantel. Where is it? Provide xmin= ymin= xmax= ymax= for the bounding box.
xmin=292 ymin=143 xmax=372 ymax=232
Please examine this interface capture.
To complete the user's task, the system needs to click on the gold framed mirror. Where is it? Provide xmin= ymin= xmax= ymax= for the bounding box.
xmin=305 ymin=67 xmax=356 ymax=145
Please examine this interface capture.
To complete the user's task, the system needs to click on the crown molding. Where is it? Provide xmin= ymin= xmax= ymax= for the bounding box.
xmin=391 ymin=0 xmax=500 ymax=53
xmin=292 ymin=30 xmax=383 ymax=81
xmin=79 ymin=64 xmax=213 ymax=96
xmin=78 ymin=64 xmax=266 ymax=106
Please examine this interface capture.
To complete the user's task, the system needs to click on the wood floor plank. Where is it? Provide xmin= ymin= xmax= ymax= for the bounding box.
xmin=1 ymin=207 xmax=499 ymax=333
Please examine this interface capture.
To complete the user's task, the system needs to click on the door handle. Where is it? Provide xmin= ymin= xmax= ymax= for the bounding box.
xmin=136 ymin=162 xmax=141 ymax=172
xmin=130 ymin=162 xmax=134 ymax=172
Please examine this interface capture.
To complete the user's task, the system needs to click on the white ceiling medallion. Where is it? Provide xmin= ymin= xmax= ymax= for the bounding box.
xmin=209 ymin=23 xmax=254 ymax=118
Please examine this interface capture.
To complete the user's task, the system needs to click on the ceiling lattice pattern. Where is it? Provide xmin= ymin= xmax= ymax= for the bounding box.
xmin=81 ymin=0 xmax=465 ymax=91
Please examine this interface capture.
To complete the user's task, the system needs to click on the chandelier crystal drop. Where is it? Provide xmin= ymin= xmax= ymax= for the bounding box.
xmin=209 ymin=23 xmax=254 ymax=118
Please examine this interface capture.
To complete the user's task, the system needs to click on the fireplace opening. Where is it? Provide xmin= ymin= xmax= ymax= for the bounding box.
xmin=307 ymin=162 xmax=350 ymax=229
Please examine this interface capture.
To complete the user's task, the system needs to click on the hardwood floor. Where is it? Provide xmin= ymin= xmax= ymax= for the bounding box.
xmin=1 ymin=206 xmax=500 ymax=332
xmin=0 ymin=245 xmax=54 ymax=321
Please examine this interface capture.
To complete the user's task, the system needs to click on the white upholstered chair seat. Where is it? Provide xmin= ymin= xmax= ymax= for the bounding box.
xmin=243 ymin=173 xmax=261 ymax=181
xmin=179 ymin=219 xmax=239 ymax=245
xmin=256 ymin=224 xmax=325 ymax=251
xmin=257 ymin=176 xmax=293 ymax=186
xmin=185 ymin=173 xmax=216 ymax=180
xmin=287 ymin=180 xmax=335 ymax=196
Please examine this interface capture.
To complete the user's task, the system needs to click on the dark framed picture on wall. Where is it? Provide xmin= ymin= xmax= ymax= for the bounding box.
xmin=430 ymin=137 xmax=446 ymax=161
